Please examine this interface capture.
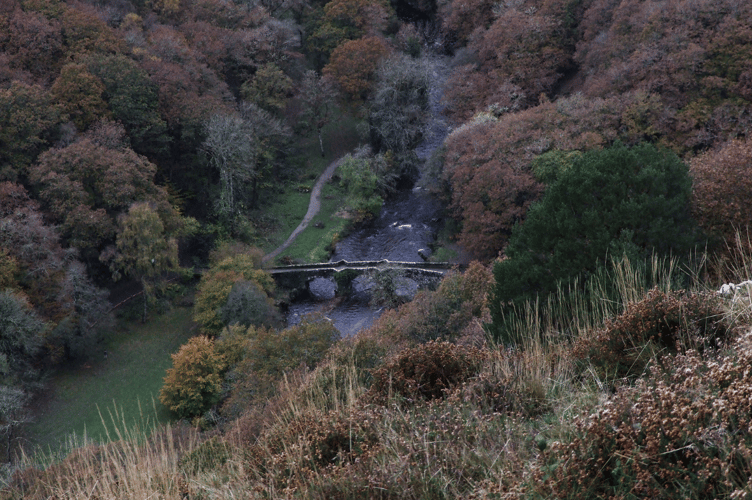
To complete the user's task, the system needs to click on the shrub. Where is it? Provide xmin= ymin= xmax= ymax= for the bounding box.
xmin=491 ymin=142 xmax=701 ymax=342
xmin=571 ymin=287 xmax=730 ymax=382
xmin=526 ymin=332 xmax=752 ymax=499
xmin=159 ymin=336 xmax=226 ymax=419
xmin=366 ymin=261 xmax=492 ymax=343
xmin=264 ymin=407 xmax=380 ymax=471
xmin=178 ymin=437 xmax=230 ymax=474
xmin=193 ymin=254 xmax=276 ymax=336
xmin=221 ymin=314 xmax=339 ymax=416
xmin=366 ymin=341 xmax=486 ymax=404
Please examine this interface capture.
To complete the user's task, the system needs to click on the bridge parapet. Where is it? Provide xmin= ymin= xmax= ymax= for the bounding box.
xmin=268 ymin=259 xmax=453 ymax=273
xmin=268 ymin=260 xmax=454 ymax=292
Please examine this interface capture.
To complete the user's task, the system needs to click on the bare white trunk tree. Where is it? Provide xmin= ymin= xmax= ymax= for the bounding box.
xmin=298 ymin=71 xmax=338 ymax=157
xmin=203 ymin=113 xmax=257 ymax=219
xmin=204 ymin=104 xmax=290 ymax=219
xmin=0 ymin=385 xmax=30 ymax=463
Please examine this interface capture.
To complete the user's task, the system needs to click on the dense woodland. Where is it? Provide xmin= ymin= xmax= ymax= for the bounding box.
xmin=2 ymin=0 xmax=752 ymax=497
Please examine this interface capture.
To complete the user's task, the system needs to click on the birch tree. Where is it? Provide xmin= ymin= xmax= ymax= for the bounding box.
xmin=203 ymin=104 xmax=289 ymax=219
xmin=111 ymin=202 xmax=179 ymax=323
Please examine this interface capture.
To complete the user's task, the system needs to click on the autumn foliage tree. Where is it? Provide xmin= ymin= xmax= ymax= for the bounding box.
xmin=442 ymin=0 xmax=582 ymax=121
xmin=50 ymin=63 xmax=109 ymax=131
xmin=160 ymin=335 xmax=227 ymax=419
xmin=110 ymin=202 xmax=180 ymax=323
xmin=193 ymin=254 xmax=277 ymax=336
xmin=82 ymin=53 xmax=170 ymax=159
xmin=0 ymin=81 xmax=63 ymax=181
xmin=241 ymin=62 xmax=292 ymax=113
xmin=690 ymin=137 xmax=752 ymax=251
xmin=0 ymin=182 xmax=112 ymax=363
xmin=0 ymin=7 xmax=64 ymax=84
xmin=306 ymin=0 xmax=391 ymax=67
xmin=28 ymin=121 xmax=176 ymax=254
xmin=323 ymin=36 xmax=390 ymax=102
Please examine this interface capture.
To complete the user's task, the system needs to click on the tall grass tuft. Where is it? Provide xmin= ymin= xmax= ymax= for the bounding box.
xmin=5 ymin=405 xmax=202 ymax=500
xmin=495 ymin=253 xmax=681 ymax=348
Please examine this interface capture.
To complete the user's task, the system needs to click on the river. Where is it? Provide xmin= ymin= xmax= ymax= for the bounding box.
xmin=286 ymin=54 xmax=451 ymax=336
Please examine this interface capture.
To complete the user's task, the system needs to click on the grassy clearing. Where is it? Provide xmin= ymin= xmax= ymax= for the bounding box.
xmin=25 ymin=306 xmax=197 ymax=455
xmin=275 ymin=181 xmax=351 ymax=264
xmin=255 ymin=112 xmax=365 ymax=263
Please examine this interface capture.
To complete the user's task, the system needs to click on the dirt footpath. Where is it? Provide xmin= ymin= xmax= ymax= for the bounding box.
xmin=262 ymin=157 xmax=342 ymax=264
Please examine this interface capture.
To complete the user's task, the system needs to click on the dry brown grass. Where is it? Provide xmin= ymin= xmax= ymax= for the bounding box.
xmin=4 ymin=242 xmax=752 ymax=499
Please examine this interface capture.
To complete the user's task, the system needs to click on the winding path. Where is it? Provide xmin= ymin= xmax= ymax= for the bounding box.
xmin=262 ymin=157 xmax=343 ymax=263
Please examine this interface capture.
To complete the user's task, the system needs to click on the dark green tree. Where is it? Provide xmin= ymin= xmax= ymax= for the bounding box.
xmin=490 ymin=142 xmax=701 ymax=340
xmin=0 ymin=81 xmax=63 ymax=182
xmin=83 ymin=54 xmax=170 ymax=160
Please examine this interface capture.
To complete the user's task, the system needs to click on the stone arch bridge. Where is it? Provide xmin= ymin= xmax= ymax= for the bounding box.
xmin=267 ymin=259 xmax=455 ymax=291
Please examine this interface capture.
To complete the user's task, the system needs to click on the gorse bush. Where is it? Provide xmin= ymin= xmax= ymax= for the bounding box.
xmin=572 ymin=287 xmax=731 ymax=382
xmin=366 ymin=341 xmax=486 ymax=404
xmin=525 ymin=331 xmax=752 ymax=499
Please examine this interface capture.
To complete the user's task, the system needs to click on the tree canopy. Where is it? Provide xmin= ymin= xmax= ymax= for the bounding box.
xmin=490 ymin=142 xmax=701 ymax=338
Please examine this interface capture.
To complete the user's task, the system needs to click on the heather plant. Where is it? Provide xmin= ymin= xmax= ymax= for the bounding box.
xmin=366 ymin=341 xmax=486 ymax=404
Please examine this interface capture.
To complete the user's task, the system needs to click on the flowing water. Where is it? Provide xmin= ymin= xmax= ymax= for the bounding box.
xmin=286 ymin=55 xmax=451 ymax=336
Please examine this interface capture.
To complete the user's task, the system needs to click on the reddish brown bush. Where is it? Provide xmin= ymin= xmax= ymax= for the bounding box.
xmin=690 ymin=137 xmax=752 ymax=251
xmin=367 ymin=341 xmax=486 ymax=404
xmin=572 ymin=287 xmax=730 ymax=382
xmin=528 ymin=331 xmax=752 ymax=499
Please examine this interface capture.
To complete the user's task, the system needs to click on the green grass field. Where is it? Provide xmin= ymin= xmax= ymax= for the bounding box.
xmin=274 ymin=182 xmax=351 ymax=264
xmin=26 ymin=306 xmax=197 ymax=455
xmin=256 ymin=126 xmax=356 ymax=265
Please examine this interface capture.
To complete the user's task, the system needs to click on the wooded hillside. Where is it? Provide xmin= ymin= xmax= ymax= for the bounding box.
xmin=2 ymin=0 xmax=752 ymax=496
